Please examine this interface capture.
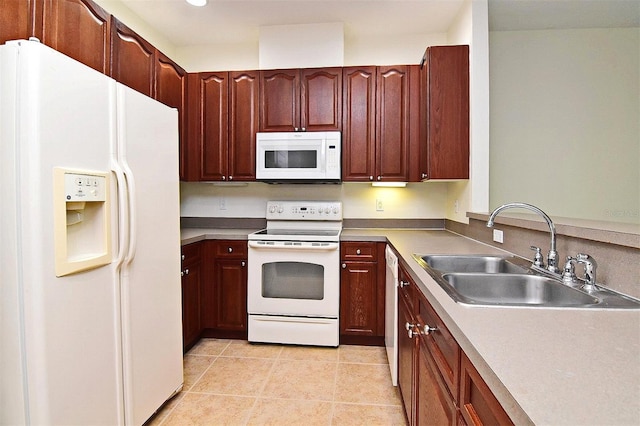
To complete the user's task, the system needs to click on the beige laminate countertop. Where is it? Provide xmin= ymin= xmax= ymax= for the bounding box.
xmin=181 ymin=227 xmax=640 ymax=425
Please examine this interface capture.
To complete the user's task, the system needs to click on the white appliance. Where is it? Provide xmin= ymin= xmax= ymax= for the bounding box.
xmin=385 ymin=245 xmax=399 ymax=386
xmin=247 ymin=201 xmax=342 ymax=347
xmin=255 ymin=131 xmax=341 ymax=182
xmin=0 ymin=40 xmax=183 ymax=425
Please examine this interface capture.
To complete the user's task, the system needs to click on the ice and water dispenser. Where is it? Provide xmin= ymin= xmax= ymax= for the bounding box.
xmin=53 ymin=168 xmax=111 ymax=277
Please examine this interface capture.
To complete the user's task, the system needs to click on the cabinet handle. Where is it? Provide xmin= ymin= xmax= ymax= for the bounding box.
xmin=241 ymin=261 xmax=246 ymax=267
xmin=356 ymin=249 xmax=361 ymax=255
xmin=181 ymin=271 xmax=184 ymax=277
xmin=301 ymin=127 xmax=306 ymax=132
xmin=377 ymin=176 xmax=381 ymax=181
xmin=399 ymin=280 xmax=410 ymax=288
xmin=405 ymin=322 xmax=417 ymax=339
xmin=294 ymin=127 xmax=299 ymax=132
xmin=229 ymin=176 xmax=233 ymax=180
xmin=184 ymin=268 xmax=189 ymax=275
xmin=424 ymin=324 xmax=438 ymax=335
xmin=369 ymin=176 xmax=374 ymax=181
xmin=342 ymin=263 xmax=346 ymax=269
xmin=421 ymin=173 xmax=428 ymax=179
xmin=221 ymin=176 xmax=226 ymax=180
xmin=228 ymin=247 xmax=233 ymax=253
xmin=181 ymin=254 xmax=185 ymax=261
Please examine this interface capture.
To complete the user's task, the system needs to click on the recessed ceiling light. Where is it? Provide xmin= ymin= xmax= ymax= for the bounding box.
xmin=186 ymin=0 xmax=207 ymax=6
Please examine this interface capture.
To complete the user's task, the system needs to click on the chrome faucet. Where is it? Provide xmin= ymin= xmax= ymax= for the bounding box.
xmin=487 ymin=202 xmax=560 ymax=274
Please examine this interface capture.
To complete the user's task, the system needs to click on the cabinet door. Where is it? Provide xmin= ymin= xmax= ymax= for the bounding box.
xmin=340 ymin=261 xmax=378 ymax=336
xmin=229 ymin=71 xmax=259 ymax=181
xmin=213 ymin=258 xmax=247 ymax=332
xmin=300 ymin=67 xmax=342 ymax=131
xmin=110 ymin=17 xmax=155 ymax=97
xmin=40 ymin=0 xmax=111 ymax=74
xmin=416 ymin=338 xmax=457 ymax=426
xmin=342 ymin=66 xmax=376 ymax=182
xmin=154 ymin=51 xmax=187 ymax=180
xmin=398 ymin=294 xmax=416 ymax=425
xmin=196 ymin=72 xmax=229 ymax=181
xmin=181 ymin=243 xmax=202 ymax=352
xmin=420 ymin=45 xmax=469 ymax=180
xmin=376 ymin=65 xmax=410 ymax=181
xmin=259 ymin=69 xmax=300 ymax=132
xmin=0 ymin=0 xmax=33 ymax=44
xmin=182 ymin=260 xmax=201 ymax=351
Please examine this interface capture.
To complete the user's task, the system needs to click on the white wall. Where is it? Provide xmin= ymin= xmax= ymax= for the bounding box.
xmin=489 ymin=28 xmax=640 ymax=224
xmin=180 ymin=182 xmax=449 ymax=219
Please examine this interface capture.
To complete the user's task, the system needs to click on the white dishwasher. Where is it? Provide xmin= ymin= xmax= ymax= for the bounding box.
xmin=384 ymin=245 xmax=399 ymax=386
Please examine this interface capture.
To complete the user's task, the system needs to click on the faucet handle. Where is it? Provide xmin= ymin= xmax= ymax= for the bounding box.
xmin=562 ymin=256 xmax=577 ymax=285
xmin=576 ymin=253 xmax=598 ymax=290
xmin=529 ymin=246 xmax=545 ymax=268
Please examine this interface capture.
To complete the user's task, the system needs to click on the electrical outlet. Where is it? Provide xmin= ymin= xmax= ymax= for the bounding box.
xmin=219 ymin=197 xmax=226 ymax=210
xmin=376 ymin=199 xmax=384 ymax=211
xmin=493 ymin=229 xmax=504 ymax=244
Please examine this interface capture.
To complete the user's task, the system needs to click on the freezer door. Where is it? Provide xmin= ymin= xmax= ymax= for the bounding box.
xmin=1 ymin=41 xmax=123 ymax=425
xmin=116 ymin=83 xmax=183 ymax=425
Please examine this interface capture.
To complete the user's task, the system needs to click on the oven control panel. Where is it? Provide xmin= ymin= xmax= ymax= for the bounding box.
xmin=266 ymin=201 xmax=342 ymax=220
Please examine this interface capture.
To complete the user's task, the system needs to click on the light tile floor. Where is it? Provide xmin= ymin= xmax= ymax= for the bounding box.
xmin=148 ymin=339 xmax=408 ymax=426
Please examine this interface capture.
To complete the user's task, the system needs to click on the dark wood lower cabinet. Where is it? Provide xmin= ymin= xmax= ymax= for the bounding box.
xmin=339 ymin=242 xmax=385 ymax=346
xmin=459 ymin=353 xmax=513 ymax=426
xmin=181 ymin=242 xmax=202 ymax=352
xmin=201 ymin=240 xmax=248 ymax=340
xmin=397 ymin=264 xmax=512 ymax=426
xmin=417 ymin=337 xmax=457 ymax=426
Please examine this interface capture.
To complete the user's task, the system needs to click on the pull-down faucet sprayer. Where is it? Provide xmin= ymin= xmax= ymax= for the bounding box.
xmin=487 ymin=202 xmax=560 ymax=274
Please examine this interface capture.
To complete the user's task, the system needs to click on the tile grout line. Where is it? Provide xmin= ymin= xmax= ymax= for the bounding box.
xmin=241 ymin=344 xmax=283 ymax=425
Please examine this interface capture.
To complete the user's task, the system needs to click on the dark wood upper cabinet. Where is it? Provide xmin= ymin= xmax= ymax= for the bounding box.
xmin=376 ymin=65 xmax=411 ymax=181
xmin=260 ymin=67 xmax=341 ymax=132
xmin=1 ymin=0 xmax=35 ymax=44
xmin=419 ymin=45 xmax=469 ymax=180
xmin=191 ymin=72 xmax=229 ymax=181
xmin=110 ymin=17 xmax=155 ymax=97
xmin=40 ymin=0 xmax=111 ymax=74
xmin=259 ymin=69 xmax=300 ymax=132
xmin=228 ymin=71 xmax=259 ymax=181
xmin=342 ymin=66 xmax=376 ymax=181
xmin=300 ymin=68 xmax=342 ymax=131
xmin=154 ymin=51 xmax=187 ymax=179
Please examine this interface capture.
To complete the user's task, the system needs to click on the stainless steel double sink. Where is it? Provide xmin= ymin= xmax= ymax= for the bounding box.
xmin=412 ymin=254 xmax=640 ymax=309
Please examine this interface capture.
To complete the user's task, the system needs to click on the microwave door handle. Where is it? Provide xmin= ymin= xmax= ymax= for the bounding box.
xmin=320 ymin=142 xmax=326 ymax=173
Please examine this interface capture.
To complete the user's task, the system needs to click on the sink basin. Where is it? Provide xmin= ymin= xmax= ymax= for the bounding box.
xmin=412 ymin=254 xmax=640 ymax=309
xmin=441 ymin=273 xmax=600 ymax=307
xmin=413 ymin=254 xmax=529 ymax=274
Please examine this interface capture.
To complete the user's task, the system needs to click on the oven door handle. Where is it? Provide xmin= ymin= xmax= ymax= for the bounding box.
xmin=248 ymin=241 xmax=339 ymax=251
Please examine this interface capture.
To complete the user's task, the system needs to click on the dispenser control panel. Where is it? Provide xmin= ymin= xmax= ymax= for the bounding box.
xmin=63 ymin=172 xmax=107 ymax=202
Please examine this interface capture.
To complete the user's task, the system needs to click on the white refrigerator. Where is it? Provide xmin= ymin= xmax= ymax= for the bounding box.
xmin=0 ymin=40 xmax=184 ymax=425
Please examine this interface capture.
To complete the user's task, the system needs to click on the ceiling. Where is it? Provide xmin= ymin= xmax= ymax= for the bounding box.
xmin=116 ymin=0 xmax=640 ymax=48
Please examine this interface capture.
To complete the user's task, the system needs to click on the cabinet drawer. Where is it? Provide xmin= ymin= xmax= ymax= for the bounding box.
xmin=341 ymin=241 xmax=378 ymax=261
xmin=181 ymin=242 xmax=202 ymax=265
xmin=460 ymin=353 xmax=513 ymax=426
xmin=214 ymin=240 xmax=247 ymax=258
xmin=417 ymin=291 xmax=460 ymax=398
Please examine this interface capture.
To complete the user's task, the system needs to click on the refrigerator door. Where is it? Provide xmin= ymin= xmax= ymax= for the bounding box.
xmin=116 ymin=84 xmax=183 ymax=425
xmin=1 ymin=41 xmax=123 ymax=425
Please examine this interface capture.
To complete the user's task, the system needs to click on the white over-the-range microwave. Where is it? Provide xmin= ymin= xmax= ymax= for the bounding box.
xmin=255 ymin=131 xmax=341 ymax=183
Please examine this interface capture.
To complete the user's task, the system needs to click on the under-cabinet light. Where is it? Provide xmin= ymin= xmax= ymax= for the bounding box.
xmin=186 ymin=0 xmax=207 ymax=6
xmin=371 ymin=182 xmax=407 ymax=188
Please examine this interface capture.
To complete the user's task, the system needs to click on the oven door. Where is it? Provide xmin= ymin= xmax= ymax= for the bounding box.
xmin=247 ymin=241 xmax=340 ymax=318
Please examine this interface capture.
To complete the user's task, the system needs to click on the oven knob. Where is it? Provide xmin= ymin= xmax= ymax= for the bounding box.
xmin=332 ymin=206 xmax=339 ymax=214
xmin=278 ymin=206 xmax=284 ymax=213
xmin=318 ymin=207 xmax=324 ymax=213
xmin=269 ymin=205 xmax=276 ymax=214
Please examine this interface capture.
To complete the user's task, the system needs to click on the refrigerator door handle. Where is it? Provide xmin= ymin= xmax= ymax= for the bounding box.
xmin=111 ymin=161 xmax=128 ymax=271
xmin=121 ymin=162 xmax=137 ymax=266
